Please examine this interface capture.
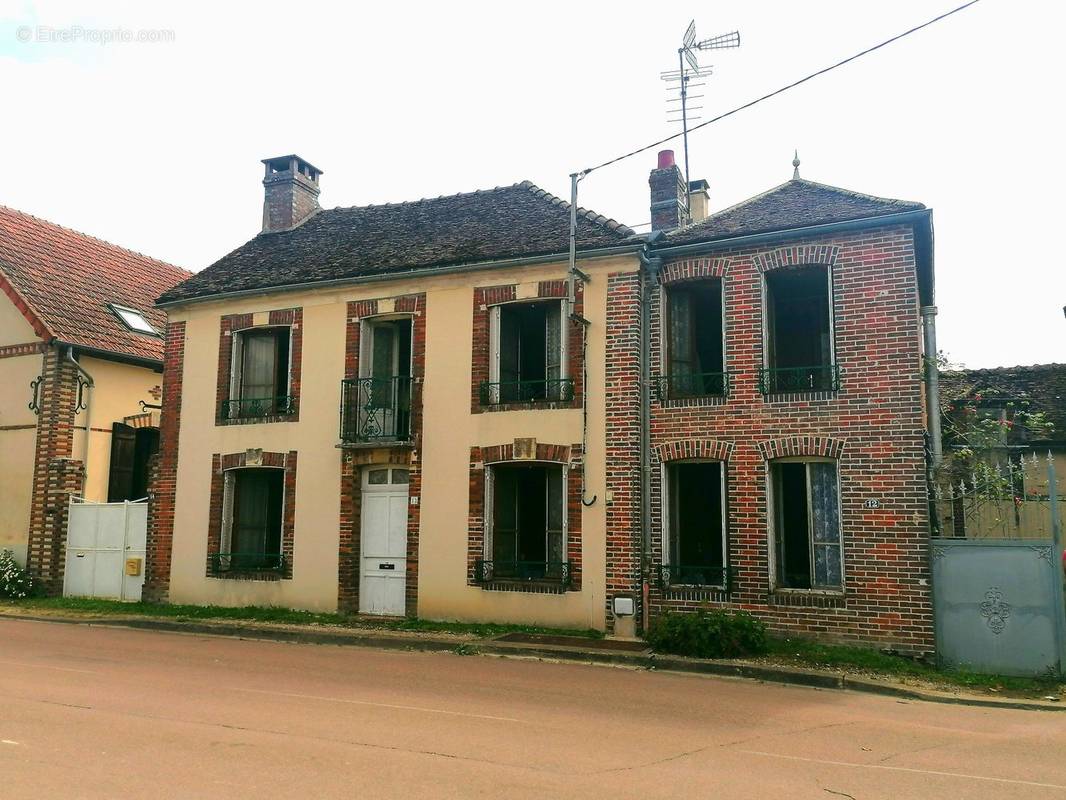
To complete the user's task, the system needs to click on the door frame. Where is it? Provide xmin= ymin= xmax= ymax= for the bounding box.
xmin=358 ymin=464 xmax=411 ymax=615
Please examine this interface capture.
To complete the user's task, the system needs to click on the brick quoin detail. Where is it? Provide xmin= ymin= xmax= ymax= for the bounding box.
xmin=144 ymin=322 xmax=185 ymax=602
xmin=470 ymin=280 xmax=584 ymax=413
xmin=25 ymin=346 xmax=85 ymax=593
xmin=467 ymin=442 xmax=583 ymax=592
xmin=338 ymin=294 xmax=426 ymax=616
xmin=604 ymin=271 xmax=642 ymax=633
xmin=660 ymin=257 xmax=729 ymax=285
xmin=206 ymin=450 xmax=297 ymax=580
xmin=636 ymin=226 xmax=933 ymax=654
xmin=215 ymin=308 xmax=303 ymax=425
xmin=655 ymin=439 xmax=734 ymax=463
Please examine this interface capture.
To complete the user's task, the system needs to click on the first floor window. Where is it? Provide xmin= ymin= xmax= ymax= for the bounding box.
xmin=487 ymin=463 xmax=565 ymax=580
xmin=764 ymin=265 xmax=835 ymax=393
xmin=771 ymin=460 xmax=842 ymax=590
xmin=664 ymin=280 xmax=725 ymax=398
xmin=228 ymin=326 xmax=292 ymax=418
xmin=664 ymin=461 xmax=726 ymax=586
xmin=487 ymin=300 xmax=567 ymax=404
xmin=221 ymin=468 xmax=284 ymax=571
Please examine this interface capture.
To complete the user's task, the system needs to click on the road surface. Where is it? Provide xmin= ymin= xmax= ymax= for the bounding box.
xmin=1 ymin=618 xmax=1064 ymax=799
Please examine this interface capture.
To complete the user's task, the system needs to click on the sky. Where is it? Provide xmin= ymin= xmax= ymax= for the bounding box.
xmin=0 ymin=0 xmax=1063 ymax=369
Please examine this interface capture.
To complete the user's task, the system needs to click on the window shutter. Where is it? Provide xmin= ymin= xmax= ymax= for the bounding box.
xmin=488 ymin=306 xmax=501 ymax=385
xmin=809 ymin=462 xmax=842 ymax=589
xmin=220 ymin=471 xmax=236 ymax=554
xmin=106 ymin=422 xmax=136 ymax=502
xmin=229 ymin=332 xmax=244 ymax=400
xmin=546 ymin=466 xmax=565 ymax=565
xmin=668 ymin=290 xmax=694 ymax=379
xmin=545 ymin=302 xmax=561 ymax=383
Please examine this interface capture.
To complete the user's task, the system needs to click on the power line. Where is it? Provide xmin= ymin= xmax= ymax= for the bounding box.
xmin=580 ymin=0 xmax=982 ymax=177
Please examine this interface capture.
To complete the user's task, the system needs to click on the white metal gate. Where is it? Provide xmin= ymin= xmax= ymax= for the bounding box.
xmin=63 ymin=498 xmax=148 ymax=601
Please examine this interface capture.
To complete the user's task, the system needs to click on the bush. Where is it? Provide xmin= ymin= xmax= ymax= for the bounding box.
xmin=0 ymin=549 xmax=34 ymax=599
xmin=647 ymin=609 xmax=769 ymax=659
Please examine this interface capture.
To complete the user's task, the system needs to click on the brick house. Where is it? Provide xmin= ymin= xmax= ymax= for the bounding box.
xmin=148 ymin=152 xmax=938 ymax=651
xmin=0 ymin=205 xmax=189 ymax=588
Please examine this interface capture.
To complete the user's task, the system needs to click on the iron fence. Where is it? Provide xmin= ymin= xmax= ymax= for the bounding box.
xmin=473 ymin=559 xmax=572 ymax=587
xmin=757 ymin=364 xmax=840 ymax=394
xmin=654 ymin=372 xmax=729 ymax=401
xmin=478 ymin=378 xmax=574 ymax=406
xmin=340 ymin=377 xmax=412 ymax=442
xmin=209 ymin=552 xmax=285 ymax=573
xmin=220 ymin=395 xmax=296 ymax=420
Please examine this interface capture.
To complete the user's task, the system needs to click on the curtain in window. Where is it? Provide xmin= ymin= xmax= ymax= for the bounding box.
xmin=370 ymin=324 xmax=395 ymax=408
xmin=668 ymin=290 xmax=700 ymax=392
xmin=233 ymin=472 xmax=271 ymax=557
xmin=809 ymin=462 xmax=842 ymax=588
xmin=546 ymin=468 xmax=564 ymax=566
xmin=491 ymin=467 xmax=518 ymax=565
xmin=544 ymin=303 xmax=562 ymax=396
xmin=241 ymin=332 xmax=277 ymax=401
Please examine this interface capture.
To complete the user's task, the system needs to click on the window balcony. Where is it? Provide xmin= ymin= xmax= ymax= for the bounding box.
xmin=656 ymin=563 xmax=729 ymax=590
xmin=654 ymin=371 xmax=730 ymax=401
xmin=209 ymin=552 xmax=285 ymax=574
xmin=340 ymin=377 xmax=412 ymax=443
xmin=478 ymin=378 xmax=574 ymax=406
xmin=473 ymin=559 xmax=572 ymax=587
xmin=220 ymin=395 xmax=297 ymax=420
xmin=757 ymin=364 xmax=841 ymax=395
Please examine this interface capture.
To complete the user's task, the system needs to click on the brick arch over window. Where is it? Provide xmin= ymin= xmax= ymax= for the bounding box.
xmin=753 ymin=244 xmax=841 ymax=273
xmin=757 ymin=436 xmax=846 ymax=460
xmin=660 ymin=256 xmax=730 ymax=285
xmin=654 ymin=439 xmax=733 ymax=463
xmin=480 ymin=442 xmax=571 ymax=465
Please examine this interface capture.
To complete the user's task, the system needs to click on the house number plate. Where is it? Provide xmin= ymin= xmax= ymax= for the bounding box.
xmin=864 ymin=499 xmax=882 ymax=509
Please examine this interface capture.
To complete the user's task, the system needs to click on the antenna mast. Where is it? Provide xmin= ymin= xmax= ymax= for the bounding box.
xmin=662 ymin=22 xmax=740 ymax=220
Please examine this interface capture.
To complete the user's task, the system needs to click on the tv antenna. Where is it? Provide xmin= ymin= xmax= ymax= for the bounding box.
xmin=661 ymin=21 xmax=740 ymax=219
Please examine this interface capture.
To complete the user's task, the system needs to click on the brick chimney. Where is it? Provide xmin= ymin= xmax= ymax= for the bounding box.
xmin=262 ymin=154 xmax=323 ymax=233
xmin=649 ymin=150 xmax=688 ymax=232
xmin=688 ymin=179 xmax=710 ymax=224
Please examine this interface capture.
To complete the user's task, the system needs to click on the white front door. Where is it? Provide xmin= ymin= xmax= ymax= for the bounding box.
xmin=359 ymin=466 xmax=410 ymax=615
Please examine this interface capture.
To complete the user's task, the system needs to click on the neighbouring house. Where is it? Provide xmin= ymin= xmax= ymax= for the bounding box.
xmin=146 ymin=151 xmax=938 ymax=652
xmin=0 ymin=205 xmax=189 ymax=588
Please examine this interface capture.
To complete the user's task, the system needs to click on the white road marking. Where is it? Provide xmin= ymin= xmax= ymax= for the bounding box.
xmin=0 ymin=659 xmax=100 ymax=675
xmin=232 ymin=687 xmax=523 ymax=723
xmin=737 ymin=749 xmax=1066 ymax=791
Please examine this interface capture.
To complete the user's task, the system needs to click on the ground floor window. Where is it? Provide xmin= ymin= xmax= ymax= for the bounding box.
xmin=486 ymin=462 xmax=566 ymax=581
xmin=219 ymin=468 xmax=285 ymax=571
xmin=771 ymin=460 xmax=842 ymax=590
xmin=664 ymin=461 xmax=726 ymax=586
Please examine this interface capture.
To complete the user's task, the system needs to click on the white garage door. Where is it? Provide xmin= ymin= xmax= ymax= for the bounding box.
xmin=63 ymin=498 xmax=147 ymax=601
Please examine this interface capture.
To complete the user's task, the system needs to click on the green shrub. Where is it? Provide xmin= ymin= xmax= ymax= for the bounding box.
xmin=0 ymin=549 xmax=34 ymax=599
xmin=647 ymin=609 xmax=768 ymax=659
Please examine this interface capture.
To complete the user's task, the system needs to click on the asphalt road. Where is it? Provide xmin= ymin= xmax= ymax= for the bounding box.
xmin=1 ymin=618 xmax=1064 ymax=799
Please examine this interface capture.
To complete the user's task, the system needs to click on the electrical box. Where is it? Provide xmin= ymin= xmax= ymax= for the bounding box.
xmin=125 ymin=558 xmax=142 ymax=577
xmin=613 ymin=596 xmax=635 ymax=616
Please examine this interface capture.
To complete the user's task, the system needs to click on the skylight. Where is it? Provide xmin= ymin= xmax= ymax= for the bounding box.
xmin=109 ymin=304 xmax=158 ymax=336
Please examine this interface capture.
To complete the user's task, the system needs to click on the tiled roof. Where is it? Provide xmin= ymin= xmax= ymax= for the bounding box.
xmin=160 ymin=181 xmax=635 ymax=304
xmin=0 ymin=205 xmax=190 ymax=363
xmin=939 ymin=363 xmax=1066 ymax=444
xmin=664 ymin=178 xmax=925 ymax=246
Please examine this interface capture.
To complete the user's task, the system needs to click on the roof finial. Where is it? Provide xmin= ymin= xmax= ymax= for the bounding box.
xmin=792 ymin=149 xmax=801 ymax=180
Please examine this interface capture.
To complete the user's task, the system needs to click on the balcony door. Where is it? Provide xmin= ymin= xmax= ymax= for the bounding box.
xmin=359 ymin=318 xmax=412 ymax=440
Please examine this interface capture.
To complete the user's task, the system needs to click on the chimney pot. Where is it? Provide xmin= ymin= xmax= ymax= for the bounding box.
xmin=657 ymin=149 xmax=676 ymax=169
xmin=261 ymin=154 xmax=323 ymax=233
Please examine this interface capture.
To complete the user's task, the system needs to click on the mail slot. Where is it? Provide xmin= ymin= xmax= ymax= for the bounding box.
xmin=125 ymin=557 xmax=143 ymax=576
xmin=378 ymin=563 xmax=396 ymax=570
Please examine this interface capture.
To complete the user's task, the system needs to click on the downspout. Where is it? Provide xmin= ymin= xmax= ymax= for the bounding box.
xmin=66 ymin=346 xmax=95 ymax=489
xmin=921 ymin=306 xmax=942 ymax=470
xmin=638 ymin=245 xmax=662 ymax=634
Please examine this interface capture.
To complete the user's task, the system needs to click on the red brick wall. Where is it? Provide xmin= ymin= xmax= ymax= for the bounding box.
xmin=25 ymin=346 xmax=85 ymax=593
xmin=215 ymin=308 xmax=303 ymax=425
xmin=144 ymin=321 xmax=185 ymax=602
xmin=604 ymin=227 xmax=933 ymax=653
xmin=470 ymin=281 xmax=584 ymax=413
xmin=467 ymin=442 xmax=583 ymax=592
xmin=337 ymin=294 xmax=426 ymax=615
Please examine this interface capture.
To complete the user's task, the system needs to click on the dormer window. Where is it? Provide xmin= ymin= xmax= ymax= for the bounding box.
xmin=109 ymin=304 xmax=158 ymax=336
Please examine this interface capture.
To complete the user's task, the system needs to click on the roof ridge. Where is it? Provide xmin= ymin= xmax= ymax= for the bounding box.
xmin=519 ymin=181 xmax=635 ymax=237
xmin=0 ymin=204 xmax=191 ymax=276
xmin=943 ymin=363 xmax=1066 ymax=374
xmin=326 ymin=182 xmax=528 ymax=213
xmin=667 ymin=180 xmax=793 ymax=236
xmin=789 ymin=177 xmax=924 ymax=209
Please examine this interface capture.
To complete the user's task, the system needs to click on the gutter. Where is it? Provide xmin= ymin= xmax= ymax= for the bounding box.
xmin=651 ymin=209 xmax=932 ymax=259
xmin=65 ymin=346 xmax=95 ymax=482
xmin=638 ymin=242 xmax=662 ymax=634
xmin=156 ymin=243 xmax=646 ymax=310
xmin=921 ymin=306 xmax=943 ymax=469
xmin=57 ymin=341 xmax=162 ymax=372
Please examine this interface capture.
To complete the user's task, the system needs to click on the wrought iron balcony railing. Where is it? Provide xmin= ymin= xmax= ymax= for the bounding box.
xmin=474 ymin=559 xmax=572 ymax=587
xmin=478 ymin=378 xmax=574 ymax=406
xmin=220 ymin=395 xmax=296 ymax=420
xmin=656 ymin=563 xmax=729 ymax=590
xmin=654 ymin=371 xmax=729 ymax=401
xmin=210 ymin=552 xmax=285 ymax=573
xmin=757 ymin=364 xmax=841 ymax=395
xmin=340 ymin=377 xmax=413 ymax=443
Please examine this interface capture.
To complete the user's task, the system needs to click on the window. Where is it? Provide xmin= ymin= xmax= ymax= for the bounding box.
xmin=109 ymin=304 xmax=158 ymax=336
xmin=482 ymin=463 xmax=567 ymax=582
xmin=762 ymin=266 xmax=837 ymax=393
xmin=663 ymin=461 xmax=727 ymax=587
xmin=106 ymin=422 xmax=159 ymax=502
xmin=342 ymin=318 xmax=412 ymax=442
xmin=217 ymin=468 xmax=285 ymax=572
xmin=226 ymin=327 xmax=293 ymax=419
xmin=662 ymin=280 xmax=725 ymax=398
xmin=484 ymin=301 xmax=570 ymax=405
xmin=771 ymin=460 xmax=842 ymax=590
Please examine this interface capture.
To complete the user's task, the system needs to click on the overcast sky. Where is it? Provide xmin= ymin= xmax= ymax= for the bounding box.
xmin=1 ymin=0 xmax=1062 ymax=368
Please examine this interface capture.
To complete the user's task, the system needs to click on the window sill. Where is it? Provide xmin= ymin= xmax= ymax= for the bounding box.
xmin=217 ymin=414 xmax=299 ymax=426
xmin=338 ymin=439 xmax=414 ymax=450
xmin=475 ymin=580 xmax=571 ymax=595
xmin=768 ymin=589 xmax=845 ymax=608
xmin=761 ymin=390 xmax=838 ymax=404
xmin=476 ymin=399 xmax=579 ymax=414
xmin=208 ymin=571 xmax=287 ymax=582
xmin=656 ymin=394 xmax=728 ymax=409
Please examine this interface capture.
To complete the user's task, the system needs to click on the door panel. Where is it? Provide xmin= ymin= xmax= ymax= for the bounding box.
xmin=359 ymin=470 xmax=408 ymax=616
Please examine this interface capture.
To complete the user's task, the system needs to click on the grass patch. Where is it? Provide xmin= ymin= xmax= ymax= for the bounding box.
xmin=0 ymin=597 xmax=601 ymax=640
xmin=766 ymin=636 xmax=1064 ymax=698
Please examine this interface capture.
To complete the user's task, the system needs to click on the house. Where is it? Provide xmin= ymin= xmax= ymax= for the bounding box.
xmin=146 ymin=152 xmax=938 ymax=652
xmin=0 ymin=205 xmax=189 ymax=587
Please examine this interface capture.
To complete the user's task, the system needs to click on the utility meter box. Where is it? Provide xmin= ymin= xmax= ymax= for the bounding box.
xmin=613 ymin=596 xmax=635 ymax=617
